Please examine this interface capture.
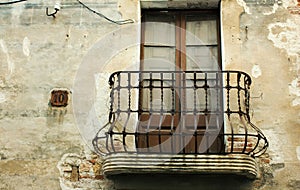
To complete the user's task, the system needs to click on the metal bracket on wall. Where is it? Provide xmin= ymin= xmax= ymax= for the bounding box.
xmin=46 ymin=7 xmax=59 ymax=18
xmin=46 ymin=2 xmax=60 ymax=18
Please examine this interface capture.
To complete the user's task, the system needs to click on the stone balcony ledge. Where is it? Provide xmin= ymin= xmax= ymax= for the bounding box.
xmin=102 ymin=153 xmax=258 ymax=179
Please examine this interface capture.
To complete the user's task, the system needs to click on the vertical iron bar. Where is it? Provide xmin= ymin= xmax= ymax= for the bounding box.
xmin=149 ymin=72 xmax=153 ymax=113
xmin=109 ymin=129 xmax=115 ymax=152
xmin=128 ymin=72 xmax=131 ymax=111
xmin=227 ymin=72 xmax=234 ymax=153
xmin=216 ymin=72 xmax=219 ymax=114
xmin=106 ymin=132 xmax=111 ymax=153
xmin=172 ymin=72 xmax=175 ymax=118
xmin=226 ymin=72 xmax=230 ymax=117
xmin=147 ymin=72 xmax=153 ymax=152
xmin=117 ymin=73 xmax=121 ymax=113
xmin=109 ymin=86 xmax=114 ymax=123
xmin=179 ymin=72 xmax=182 ymax=153
xmin=194 ymin=72 xmax=198 ymax=154
xmin=114 ymin=73 xmax=121 ymax=153
xmin=244 ymin=75 xmax=251 ymax=121
xmin=123 ymin=73 xmax=131 ymax=152
xmin=171 ymin=72 xmax=175 ymax=154
xmin=216 ymin=72 xmax=220 ymax=129
xmin=237 ymin=72 xmax=242 ymax=115
xmin=122 ymin=113 xmax=131 ymax=152
xmin=160 ymin=72 xmax=164 ymax=114
xmin=205 ymin=72 xmax=208 ymax=113
xmin=158 ymin=72 xmax=164 ymax=153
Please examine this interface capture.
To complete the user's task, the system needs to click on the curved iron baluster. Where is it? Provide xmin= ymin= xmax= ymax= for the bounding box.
xmin=93 ymin=70 xmax=268 ymax=157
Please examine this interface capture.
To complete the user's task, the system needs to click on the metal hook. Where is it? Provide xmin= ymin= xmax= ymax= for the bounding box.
xmin=46 ymin=7 xmax=59 ymax=18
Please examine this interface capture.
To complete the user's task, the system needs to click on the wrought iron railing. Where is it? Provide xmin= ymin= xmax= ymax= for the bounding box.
xmin=93 ymin=71 xmax=268 ymax=157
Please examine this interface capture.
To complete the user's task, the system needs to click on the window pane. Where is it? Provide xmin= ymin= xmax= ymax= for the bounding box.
xmin=186 ymin=15 xmax=217 ymax=46
xmin=144 ymin=14 xmax=176 ymax=46
xmin=144 ymin=47 xmax=176 ymax=70
xmin=186 ymin=46 xmax=219 ymax=71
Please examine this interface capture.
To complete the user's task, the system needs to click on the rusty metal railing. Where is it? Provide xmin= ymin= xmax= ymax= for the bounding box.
xmin=93 ymin=71 xmax=268 ymax=157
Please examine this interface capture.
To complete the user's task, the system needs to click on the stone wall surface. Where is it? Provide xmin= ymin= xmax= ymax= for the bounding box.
xmin=0 ymin=0 xmax=299 ymax=189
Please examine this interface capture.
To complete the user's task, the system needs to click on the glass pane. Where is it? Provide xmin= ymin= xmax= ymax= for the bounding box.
xmin=186 ymin=15 xmax=218 ymax=46
xmin=144 ymin=14 xmax=176 ymax=46
xmin=186 ymin=46 xmax=219 ymax=71
xmin=144 ymin=47 xmax=176 ymax=71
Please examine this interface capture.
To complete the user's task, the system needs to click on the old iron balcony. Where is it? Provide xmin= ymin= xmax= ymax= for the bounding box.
xmin=93 ymin=71 xmax=268 ymax=179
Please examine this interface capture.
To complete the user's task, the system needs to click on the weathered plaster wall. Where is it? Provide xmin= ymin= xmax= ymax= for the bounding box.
xmin=222 ymin=0 xmax=300 ymax=189
xmin=0 ymin=0 xmax=139 ymax=189
xmin=0 ymin=0 xmax=299 ymax=189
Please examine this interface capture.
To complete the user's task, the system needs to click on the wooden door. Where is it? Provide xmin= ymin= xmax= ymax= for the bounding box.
xmin=137 ymin=10 xmax=224 ymax=154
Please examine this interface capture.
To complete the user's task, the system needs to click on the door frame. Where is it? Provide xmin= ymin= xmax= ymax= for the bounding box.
xmin=138 ymin=9 xmax=224 ymax=154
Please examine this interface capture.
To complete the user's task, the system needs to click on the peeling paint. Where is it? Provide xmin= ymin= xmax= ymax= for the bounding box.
xmin=0 ymin=39 xmax=8 ymax=54
xmin=263 ymin=3 xmax=279 ymax=15
xmin=251 ymin=64 xmax=262 ymax=78
xmin=237 ymin=0 xmax=251 ymax=14
xmin=268 ymin=19 xmax=300 ymax=56
xmin=292 ymin=98 xmax=300 ymax=106
xmin=297 ymin=146 xmax=300 ymax=160
xmin=268 ymin=19 xmax=300 ymax=106
xmin=0 ymin=93 xmax=6 ymax=104
xmin=11 ymin=3 xmax=24 ymax=26
xmin=0 ymin=39 xmax=14 ymax=79
xmin=283 ymin=0 xmax=299 ymax=9
xmin=22 ymin=37 xmax=30 ymax=57
xmin=289 ymin=79 xmax=300 ymax=106
xmin=237 ymin=0 xmax=280 ymax=15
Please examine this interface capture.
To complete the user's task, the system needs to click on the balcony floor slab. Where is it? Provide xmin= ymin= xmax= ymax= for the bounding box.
xmin=103 ymin=153 xmax=258 ymax=179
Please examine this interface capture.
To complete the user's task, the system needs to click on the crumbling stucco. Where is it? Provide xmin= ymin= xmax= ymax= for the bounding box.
xmin=268 ymin=18 xmax=300 ymax=106
xmin=57 ymin=152 xmax=111 ymax=190
xmin=223 ymin=0 xmax=300 ymax=189
xmin=251 ymin=64 xmax=262 ymax=78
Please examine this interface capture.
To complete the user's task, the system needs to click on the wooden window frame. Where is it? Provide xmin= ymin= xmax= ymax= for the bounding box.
xmin=140 ymin=9 xmax=222 ymax=71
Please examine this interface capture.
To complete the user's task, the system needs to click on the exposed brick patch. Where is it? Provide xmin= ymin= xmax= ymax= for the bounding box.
xmin=260 ymin=157 xmax=271 ymax=164
xmin=226 ymin=136 xmax=257 ymax=153
xmin=57 ymin=153 xmax=110 ymax=190
xmin=58 ymin=153 xmax=104 ymax=181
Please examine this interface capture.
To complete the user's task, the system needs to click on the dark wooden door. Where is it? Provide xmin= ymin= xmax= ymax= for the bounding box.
xmin=137 ymin=10 xmax=224 ymax=154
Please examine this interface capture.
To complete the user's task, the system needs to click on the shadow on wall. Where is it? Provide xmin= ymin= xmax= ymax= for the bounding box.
xmin=109 ymin=174 xmax=255 ymax=190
